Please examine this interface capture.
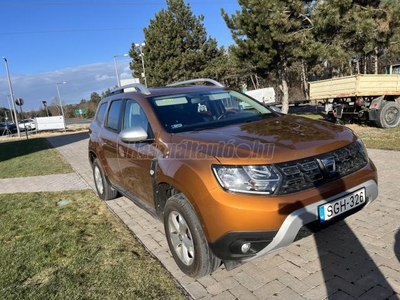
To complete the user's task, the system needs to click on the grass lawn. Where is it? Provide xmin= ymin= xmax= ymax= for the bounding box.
xmin=0 ymin=137 xmax=73 ymax=178
xmin=0 ymin=190 xmax=187 ymax=300
xmin=346 ymin=124 xmax=400 ymax=151
xmin=292 ymin=113 xmax=400 ymax=151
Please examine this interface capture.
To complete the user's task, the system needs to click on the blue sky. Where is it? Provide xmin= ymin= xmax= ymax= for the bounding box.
xmin=0 ymin=1 xmax=240 ymax=112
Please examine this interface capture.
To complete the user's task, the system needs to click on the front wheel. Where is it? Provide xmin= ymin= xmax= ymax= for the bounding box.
xmin=376 ymin=101 xmax=400 ymax=128
xmin=164 ymin=194 xmax=221 ymax=278
xmin=92 ymin=158 xmax=118 ymax=200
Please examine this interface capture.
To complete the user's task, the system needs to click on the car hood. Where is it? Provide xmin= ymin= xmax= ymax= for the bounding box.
xmin=169 ymin=115 xmax=356 ymax=164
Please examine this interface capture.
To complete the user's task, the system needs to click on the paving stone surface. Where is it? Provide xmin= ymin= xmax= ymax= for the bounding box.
xmin=3 ymin=131 xmax=399 ymax=299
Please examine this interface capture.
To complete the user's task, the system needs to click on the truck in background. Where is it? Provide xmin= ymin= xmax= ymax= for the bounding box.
xmin=245 ymin=87 xmax=276 ymax=104
xmin=244 ymin=87 xmax=283 ymax=113
xmin=309 ymin=64 xmax=400 ymax=128
xmin=245 ymin=87 xmax=310 ymax=107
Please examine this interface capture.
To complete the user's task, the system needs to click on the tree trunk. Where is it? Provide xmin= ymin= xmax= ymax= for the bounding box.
xmin=279 ymin=62 xmax=290 ymax=114
xmin=323 ymin=60 xmax=329 ymax=79
xmin=373 ymin=47 xmax=378 ymax=74
xmin=301 ymin=60 xmax=309 ymax=100
xmin=250 ymin=74 xmax=257 ymax=90
xmin=364 ymin=53 xmax=367 ymax=74
xmin=280 ymin=79 xmax=289 ymax=114
xmin=255 ymin=74 xmax=260 ymax=89
xmin=349 ymin=60 xmax=353 ymax=75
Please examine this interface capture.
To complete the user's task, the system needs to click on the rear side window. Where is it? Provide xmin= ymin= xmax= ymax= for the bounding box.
xmin=96 ymin=103 xmax=107 ymax=125
xmin=106 ymin=100 xmax=123 ymax=131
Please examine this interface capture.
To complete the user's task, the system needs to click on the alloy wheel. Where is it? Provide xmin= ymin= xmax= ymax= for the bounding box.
xmin=167 ymin=211 xmax=194 ymax=266
xmin=94 ymin=166 xmax=104 ymax=195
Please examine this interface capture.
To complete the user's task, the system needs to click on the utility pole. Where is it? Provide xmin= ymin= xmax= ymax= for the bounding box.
xmin=3 ymin=57 xmax=20 ymax=137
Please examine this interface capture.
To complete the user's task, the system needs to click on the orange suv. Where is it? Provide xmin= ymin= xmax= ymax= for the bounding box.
xmin=88 ymin=79 xmax=378 ymax=278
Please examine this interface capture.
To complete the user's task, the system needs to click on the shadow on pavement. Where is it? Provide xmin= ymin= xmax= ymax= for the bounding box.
xmin=46 ymin=131 xmax=89 ymax=148
xmin=314 ymin=220 xmax=395 ymax=299
xmin=0 ymin=131 xmax=87 ymax=163
xmin=284 ymin=169 xmax=396 ymax=299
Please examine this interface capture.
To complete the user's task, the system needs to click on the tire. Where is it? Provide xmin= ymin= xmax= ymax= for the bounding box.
xmin=164 ymin=194 xmax=221 ymax=278
xmin=375 ymin=101 xmax=400 ymax=128
xmin=92 ymin=158 xmax=118 ymax=200
xmin=325 ymin=111 xmax=336 ymax=123
xmin=336 ymin=119 xmax=345 ymax=125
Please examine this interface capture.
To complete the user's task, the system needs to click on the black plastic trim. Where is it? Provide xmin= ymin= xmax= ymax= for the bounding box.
xmin=209 ymin=230 xmax=278 ymax=261
xmin=150 ymin=158 xmax=162 ymax=220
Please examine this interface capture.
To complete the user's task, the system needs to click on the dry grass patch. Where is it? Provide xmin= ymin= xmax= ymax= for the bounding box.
xmin=346 ymin=124 xmax=400 ymax=151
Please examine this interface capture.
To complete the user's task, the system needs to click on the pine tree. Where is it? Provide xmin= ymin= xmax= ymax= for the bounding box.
xmin=222 ymin=0 xmax=315 ymax=113
xmin=128 ymin=0 xmax=225 ymax=87
xmin=311 ymin=0 xmax=400 ymax=76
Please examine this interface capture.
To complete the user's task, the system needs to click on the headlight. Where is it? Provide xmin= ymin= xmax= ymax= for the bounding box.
xmin=212 ymin=165 xmax=281 ymax=195
xmin=356 ymin=138 xmax=369 ymax=161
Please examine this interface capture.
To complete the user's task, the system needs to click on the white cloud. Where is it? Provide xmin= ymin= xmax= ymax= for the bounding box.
xmin=120 ymin=71 xmax=133 ymax=80
xmin=0 ymin=61 xmax=132 ymax=112
xmin=95 ymin=74 xmax=112 ymax=81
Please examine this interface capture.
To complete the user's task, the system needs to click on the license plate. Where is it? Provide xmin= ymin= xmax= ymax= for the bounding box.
xmin=318 ymin=188 xmax=366 ymax=223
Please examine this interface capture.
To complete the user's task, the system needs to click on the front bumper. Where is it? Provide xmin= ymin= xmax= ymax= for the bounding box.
xmin=209 ymin=179 xmax=378 ymax=262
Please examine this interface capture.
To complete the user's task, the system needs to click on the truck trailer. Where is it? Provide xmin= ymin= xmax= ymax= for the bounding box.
xmin=309 ymin=74 xmax=400 ymax=128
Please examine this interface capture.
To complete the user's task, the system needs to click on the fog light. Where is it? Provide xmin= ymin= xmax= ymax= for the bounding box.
xmin=241 ymin=242 xmax=251 ymax=253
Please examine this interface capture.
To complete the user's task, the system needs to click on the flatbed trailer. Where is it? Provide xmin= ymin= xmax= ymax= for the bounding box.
xmin=309 ymin=74 xmax=400 ymax=128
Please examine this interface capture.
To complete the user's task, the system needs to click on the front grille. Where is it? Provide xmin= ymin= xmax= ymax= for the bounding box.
xmin=274 ymin=141 xmax=368 ymax=195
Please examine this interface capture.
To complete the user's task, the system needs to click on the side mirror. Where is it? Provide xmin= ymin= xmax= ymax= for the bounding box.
xmin=119 ymin=126 xmax=148 ymax=143
xmin=268 ymin=105 xmax=282 ymax=114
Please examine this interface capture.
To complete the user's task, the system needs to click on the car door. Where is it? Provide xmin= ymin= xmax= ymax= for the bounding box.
xmin=117 ymin=99 xmax=161 ymax=206
xmin=99 ymin=99 xmax=124 ymax=187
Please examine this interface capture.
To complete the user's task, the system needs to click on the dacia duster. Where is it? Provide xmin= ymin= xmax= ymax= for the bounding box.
xmin=88 ymin=78 xmax=378 ymax=278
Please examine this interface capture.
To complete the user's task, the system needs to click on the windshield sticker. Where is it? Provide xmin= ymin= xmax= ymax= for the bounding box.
xmin=155 ymin=97 xmax=188 ymax=106
xmin=171 ymin=123 xmax=183 ymax=129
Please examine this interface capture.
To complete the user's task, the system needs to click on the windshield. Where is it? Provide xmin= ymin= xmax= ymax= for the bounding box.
xmin=149 ymin=89 xmax=278 ymax=133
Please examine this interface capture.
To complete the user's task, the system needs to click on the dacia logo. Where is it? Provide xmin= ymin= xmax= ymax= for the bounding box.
xmin=318 ymin=156 xmax=337 ymax=177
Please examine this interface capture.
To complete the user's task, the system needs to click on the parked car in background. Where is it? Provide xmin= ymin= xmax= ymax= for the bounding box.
xmin=88 ymin=78 xmax=378 ymax=278
xmin=18 ymin=118 xmax=36 ymax=131
xmin=0 ymin=121 xmax=17 ymax=135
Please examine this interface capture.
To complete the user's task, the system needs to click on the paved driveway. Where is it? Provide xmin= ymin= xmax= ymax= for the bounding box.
xmin=48 ymin=132 xmax=400 ymax=300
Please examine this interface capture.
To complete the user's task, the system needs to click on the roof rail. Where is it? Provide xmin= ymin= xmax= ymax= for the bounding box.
xmin=167 ymin=78 xmax=225 ymax=87
xmin=110 ymin=83 xmax=151 ymax=95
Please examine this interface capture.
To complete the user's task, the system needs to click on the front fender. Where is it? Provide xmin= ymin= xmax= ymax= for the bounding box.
xmin=153 ymin=156 xmax=220 ymax=239
xmin=368 ymin=96 xmax=385 ymax=121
